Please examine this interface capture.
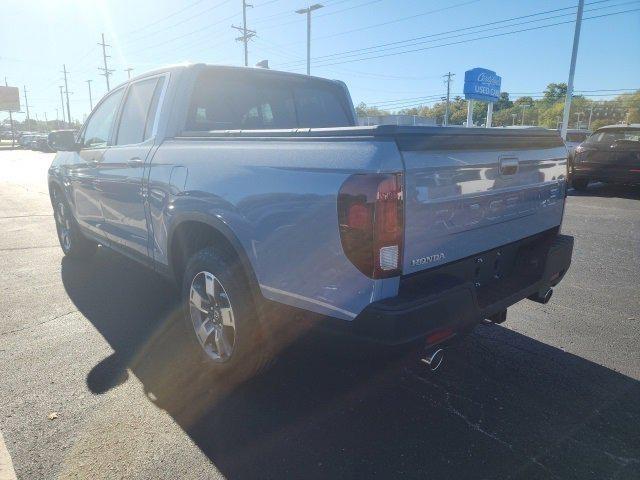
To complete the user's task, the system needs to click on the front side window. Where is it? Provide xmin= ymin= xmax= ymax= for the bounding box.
xmin=83 ymin=88 xmax=125 ymax=148
xmin=116 ymin=77 xmax=161 ymax=145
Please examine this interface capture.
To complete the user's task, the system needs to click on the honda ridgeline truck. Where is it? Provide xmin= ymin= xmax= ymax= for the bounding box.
xmin=47 ymin=64 xmax=574 ymax=374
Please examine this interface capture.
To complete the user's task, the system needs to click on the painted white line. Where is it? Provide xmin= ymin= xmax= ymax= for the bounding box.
xmin=0 ymin=430 xmax=17 ymax=480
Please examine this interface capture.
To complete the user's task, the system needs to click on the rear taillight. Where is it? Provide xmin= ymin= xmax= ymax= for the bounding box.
xmin=337 ymin=173 xmax=404 ymax=278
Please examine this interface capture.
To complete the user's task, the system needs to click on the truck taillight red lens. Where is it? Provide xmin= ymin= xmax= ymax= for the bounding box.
xmin=337 ymin=173 xmax=404 ymax=279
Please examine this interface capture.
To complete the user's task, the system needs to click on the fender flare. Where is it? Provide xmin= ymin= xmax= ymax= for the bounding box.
xmin=166 ymin=212 xmax=260 ymax=293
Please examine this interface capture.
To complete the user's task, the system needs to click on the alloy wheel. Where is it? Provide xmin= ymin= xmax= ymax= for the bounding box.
xmin=189 ymin=271 xmax=236 ymax=362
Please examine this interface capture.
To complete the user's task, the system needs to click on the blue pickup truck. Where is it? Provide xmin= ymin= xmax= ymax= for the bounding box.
xmin=48 ymin=64 xmax=573 ymax=375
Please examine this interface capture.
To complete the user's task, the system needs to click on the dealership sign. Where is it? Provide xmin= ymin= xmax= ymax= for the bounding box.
xmin=463 ymin=68 xmax=501 ymax=103
xmin=0 ymin=86 xmax=20 ymax=112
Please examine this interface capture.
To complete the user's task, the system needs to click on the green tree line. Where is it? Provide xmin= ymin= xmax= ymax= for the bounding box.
xmin=357 ymin=83 xmax=640 ymax=130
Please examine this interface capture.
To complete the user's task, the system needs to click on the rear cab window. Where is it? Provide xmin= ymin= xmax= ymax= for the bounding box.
xmin=116 ymin=76 xmax=166 ymax=145
xmin=185 ymin=69 xmax=353 ymax=131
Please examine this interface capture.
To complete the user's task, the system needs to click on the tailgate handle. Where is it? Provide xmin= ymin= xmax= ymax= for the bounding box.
xmin=500 ymin=157 xmax=519 ymax=176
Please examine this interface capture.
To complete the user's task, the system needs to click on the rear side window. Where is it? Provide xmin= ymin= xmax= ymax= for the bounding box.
xmin=186 ymin=70 xmax=352 ymax=131
xmin=116 ymin=77 xmax=162 ymax=145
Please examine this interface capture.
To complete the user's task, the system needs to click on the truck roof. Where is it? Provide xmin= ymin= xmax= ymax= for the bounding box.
xmin=114 ymin=63 xmax=341 ymax=89
xmin=596 ymin=123 xmax=640 ymax=131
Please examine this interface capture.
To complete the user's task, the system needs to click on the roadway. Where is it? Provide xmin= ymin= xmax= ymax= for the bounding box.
xmin=0 ymin=149 xmax=638 ymax=479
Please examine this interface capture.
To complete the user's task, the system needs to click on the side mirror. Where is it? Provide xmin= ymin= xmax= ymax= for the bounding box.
xmin=48 ymin=130 xmax=79 ymax=152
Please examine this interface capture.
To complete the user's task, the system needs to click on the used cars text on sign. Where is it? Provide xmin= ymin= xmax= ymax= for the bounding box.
xmin=463 ymin=68 xmax=501 ymax=103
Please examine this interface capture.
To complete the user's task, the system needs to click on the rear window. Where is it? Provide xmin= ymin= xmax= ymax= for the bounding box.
xmin=185 ymin=70 xmax=352 ymax=131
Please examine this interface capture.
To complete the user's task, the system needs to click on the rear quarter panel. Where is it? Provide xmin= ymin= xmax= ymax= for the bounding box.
xmin=147 ymin=137 xmax=404 ymax=320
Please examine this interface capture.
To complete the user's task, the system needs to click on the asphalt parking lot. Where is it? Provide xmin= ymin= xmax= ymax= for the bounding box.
xmin=1 ymin=149 xmax=639 ymax=479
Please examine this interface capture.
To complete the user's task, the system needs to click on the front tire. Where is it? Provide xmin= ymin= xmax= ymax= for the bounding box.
xmin=181 ymin=247 xmax=272 ymax=379
xmin=51 ymin=187 xmax=97 ymax=259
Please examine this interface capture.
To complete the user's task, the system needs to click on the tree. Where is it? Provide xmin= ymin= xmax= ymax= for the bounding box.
xmin=494 ymin=92 xmax=513 ymax=111
xmin=355 ymin=102 xmax=389 ymax=117
xmin=542 ymin=83 xmax=567 ymax=104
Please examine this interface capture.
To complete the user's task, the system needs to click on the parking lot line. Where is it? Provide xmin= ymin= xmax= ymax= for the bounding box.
xmin=0 ymin=430 xmax=17 ymax=480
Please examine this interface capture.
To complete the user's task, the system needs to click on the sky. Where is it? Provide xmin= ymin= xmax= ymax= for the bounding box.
xmin=1 ymin=0 xmax=639 ymax=124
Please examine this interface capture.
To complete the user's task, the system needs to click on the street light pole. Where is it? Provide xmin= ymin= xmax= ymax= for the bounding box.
xmin=296 ymin=4 xmax=323 ymax=76
xmin=86 ymin=80 xmax=93 ymax=111
xmin=521 ymin=104 xmax=529 ymax=126
xmin=560 ymin=0 xmax=584 ymax=140
xmin=59 ymin=86 xmax=66 ymax=125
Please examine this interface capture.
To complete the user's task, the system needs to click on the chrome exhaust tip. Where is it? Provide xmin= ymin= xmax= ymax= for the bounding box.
xmin=528 ymin=288 xmax=553 ymax=304
xmin=421 ymin=348 xmax=445 ymax=372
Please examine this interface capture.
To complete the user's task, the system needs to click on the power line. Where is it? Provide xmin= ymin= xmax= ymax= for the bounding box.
xmin=123 ymin=0 xmax=234 ymax=45
xmin=125 ymin=0 xmax=209 ymax=37
xmin=314 ymin=0 xmax=481 ymax=40
xmin=291 ymin=6 xmax=640 ymax=69
xmin=277 ymin=0 xmax=633 ymax=68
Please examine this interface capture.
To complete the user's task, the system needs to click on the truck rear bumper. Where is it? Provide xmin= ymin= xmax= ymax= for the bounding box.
xmin=349 ymin=231 xmax=574 ymax=346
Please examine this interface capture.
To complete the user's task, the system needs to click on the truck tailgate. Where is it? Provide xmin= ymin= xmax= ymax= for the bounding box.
xmin=394 ymin=128 xmax=567 ymax=275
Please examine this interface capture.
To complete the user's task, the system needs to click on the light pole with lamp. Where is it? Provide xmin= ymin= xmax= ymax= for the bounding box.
xmin=295 ymin=4 xmax=323 ymax=76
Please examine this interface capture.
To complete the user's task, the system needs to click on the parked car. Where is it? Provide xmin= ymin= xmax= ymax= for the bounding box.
xmin=47 ymin=64 xmax=573 ymax=377
xmin=570 ymin=124 xmax=640 ymax=190
xmin=32 ymin=134 xmax=52 ymax=152
xmin=18 ymin=134 xmax=36 ymax=148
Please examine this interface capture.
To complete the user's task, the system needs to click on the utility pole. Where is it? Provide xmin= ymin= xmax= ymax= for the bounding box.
xmin=560 ymin=0 xmax=584 ymax=140
xmin=62 ymin=64 xmax=72 ymax=126
xmin=232 ymin=1 xmax=255 ymax=67
xmin=59 ymin=86 xmax=66 ymax=125
xmin=98 ymin=33 xmax=114 ymax=91
xmin=296 ymin=4 xmax=323 ymax=76
xmin=5 ymin=77 xmax=15 ymax=147
xmin=125 ymin=67 xmax=134 ymax=79
xmin=86 ymin=80 xmax=94 ymax=110
xmin=512 ymin=113 xmax=517 ymax=126
xmin=443 ymin=72 xmax=454 ymax=126
xmin=521 ymin=104 xmax=529 ymax=126
xmin=575 ymin=111 xmax=583 ymax=129
xmin=23 ymin=85 xmax=31 ymax=131
xmin=587 ymin=104 xmax=594 ymax=129
xmin=44 ymin=112 xmax=49 ymax=132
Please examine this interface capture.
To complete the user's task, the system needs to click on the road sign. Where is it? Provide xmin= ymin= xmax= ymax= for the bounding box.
xmin=0 ymin=86 xmax=20 ymax=112
xmin=463 ymin=68 xmax=501 ymax=103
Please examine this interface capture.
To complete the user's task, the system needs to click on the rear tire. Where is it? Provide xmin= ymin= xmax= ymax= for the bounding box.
xmin=181 ymin=246 xmax=273 ymax=380
xmin=51 ymin=187 xmax=97 ymax=260
xmin=572 ymin=178 xmax=589 ymax=191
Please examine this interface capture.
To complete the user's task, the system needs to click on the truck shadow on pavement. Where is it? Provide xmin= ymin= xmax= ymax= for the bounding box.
xmin=569 ymin=183 xmax=640 ymax=200
xmin=61 ymin=250 xmax=640 ymax=480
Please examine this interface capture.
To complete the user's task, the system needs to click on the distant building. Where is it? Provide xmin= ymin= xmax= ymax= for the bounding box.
xmin=358 ymin=114 xmax=437 ymax=126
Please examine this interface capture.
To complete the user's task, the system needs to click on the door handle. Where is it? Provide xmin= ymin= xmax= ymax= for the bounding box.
xmin=127 ymin=157 xmax=144 ymax=167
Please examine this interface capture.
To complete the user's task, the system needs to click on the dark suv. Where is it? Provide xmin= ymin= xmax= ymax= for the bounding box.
xmin=570 ymin=124 xmax=640 ymax=190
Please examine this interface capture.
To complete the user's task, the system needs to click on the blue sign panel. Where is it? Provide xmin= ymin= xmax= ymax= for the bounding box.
xmin=463 ymin=68 xmax=501 ymax=102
